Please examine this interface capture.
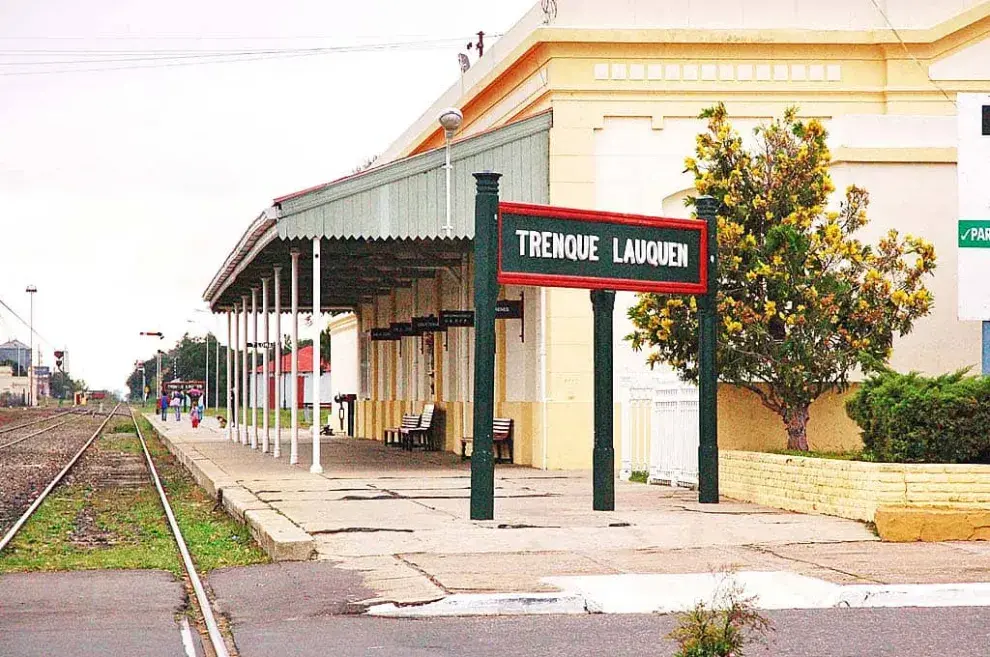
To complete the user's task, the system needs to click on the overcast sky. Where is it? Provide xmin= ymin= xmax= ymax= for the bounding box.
xmin=0 ymin=0 xmax=533 ymax=391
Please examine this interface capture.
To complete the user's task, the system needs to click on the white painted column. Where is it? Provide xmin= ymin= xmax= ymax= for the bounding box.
xmin=226 ymin=310 xmax=233 ymax=442
xmin=250 ymin=287 xmax=259 ymax=449
xmin=273 ymin=266 xmax=282 ymax=459
xmin=233 ymin=302 xmax=240 ymax=442
xmin=241 ymin=294 xmax=249 ymax=445
xmin=261 ymin=277 xmax=270 ymax=454
xmin=311 ymin=237 xmax=323 ymax=474
xmin=290 ymin=250 xmax=300 ymax=465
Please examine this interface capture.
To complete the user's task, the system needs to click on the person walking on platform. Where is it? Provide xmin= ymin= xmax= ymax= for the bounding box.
xmin=159 ymin=394 xmax=168 ymax=421
xmin=170 ymin=393 xmax=181 ymax=421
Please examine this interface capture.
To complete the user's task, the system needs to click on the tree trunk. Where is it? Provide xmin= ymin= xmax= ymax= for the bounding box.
xmin=784 ymin=404 xmax=811 ymax=451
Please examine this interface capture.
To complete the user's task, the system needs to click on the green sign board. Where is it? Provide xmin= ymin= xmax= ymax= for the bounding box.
xmin=497 ymin=202 xmax=707 ymax=294
xmin=959 ymin=220 xmax=990 ymax=248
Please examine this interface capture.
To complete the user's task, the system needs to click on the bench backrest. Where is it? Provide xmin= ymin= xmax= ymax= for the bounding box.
xmin=418 ymin=403 xmax=436 ymax=429
xmin=493 ymin=417 xmax=513 ymax=440
xmin=400 ymin=414 xmax=419 ymax=429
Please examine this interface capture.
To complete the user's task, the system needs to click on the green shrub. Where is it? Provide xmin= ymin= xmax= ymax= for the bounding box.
xmin=845 ymin=368 xmax=990 ymax=463
xmin=667 ymin=575 xmax=771 ymax=657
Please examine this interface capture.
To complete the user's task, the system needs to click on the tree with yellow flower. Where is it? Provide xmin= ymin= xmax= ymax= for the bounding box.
xmin=626 ymin=103 xmax=937 ymax=451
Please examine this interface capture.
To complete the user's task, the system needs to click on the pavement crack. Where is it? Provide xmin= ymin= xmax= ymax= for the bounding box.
xmin=369 ymin=484 xmax=461 ymax=519
xmin=745 ymin=544 xmax=884 ymax=584
xmin=393 ymin=554 xmax=451 ymax=594
xmin=673 ymin=504 xmax=780 ymax=516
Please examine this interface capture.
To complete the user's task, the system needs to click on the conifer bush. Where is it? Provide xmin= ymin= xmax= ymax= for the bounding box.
xmin=846 ymin=369 xmax=990 ymax=463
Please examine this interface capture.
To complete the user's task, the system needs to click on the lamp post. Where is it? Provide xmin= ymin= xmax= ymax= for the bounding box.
xmin=438 ymin=107 xmax=463 ymax=238
xmin=186 ymin=316 xmax=214 ymax=410
xmin=134 ymin=360 xmax=146 ymax=405
xmin=25 ymin=285 xmax=36 ymax=406
xmin=140 ymin=331 xmax=164 ymax=400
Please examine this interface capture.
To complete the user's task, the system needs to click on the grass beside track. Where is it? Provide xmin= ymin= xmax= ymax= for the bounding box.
xmin=0 ymin=414 xmax=268 ymax=575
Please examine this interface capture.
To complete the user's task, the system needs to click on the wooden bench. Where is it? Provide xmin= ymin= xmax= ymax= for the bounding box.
xmin=401 ymin=403 xmax=436 ymax=451
xmin=461 ymin=418 xmax=513 ymax=463
xmin=385 ymin=414 xmax=419 ymax=447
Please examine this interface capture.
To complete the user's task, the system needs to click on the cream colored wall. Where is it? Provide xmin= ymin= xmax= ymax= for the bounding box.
xmin=718 ymin=385 xmax=864 ymax=453
xmin=830 ymin=162 xmax=982 ymax=375
xmin=0 ymin=365 xmax=28 ymax=397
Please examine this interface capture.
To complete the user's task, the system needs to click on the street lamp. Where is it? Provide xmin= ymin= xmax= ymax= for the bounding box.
xmin=188 ymin=312 xmax=220 ymax=411
xmin=25 ymin=285 xmax=36 ymax=406
xmin=134 ymin=360 xmax=146 ymax=404
xmin=139 ymin=331 xmax=164 ymax=400
xmin=438 ymin=107 xmax=463 ymax=238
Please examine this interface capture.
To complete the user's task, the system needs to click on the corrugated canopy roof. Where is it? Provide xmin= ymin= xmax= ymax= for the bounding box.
xmin=275 ymin=111 xmax=550 ymax=241
xmin=203 ymin=111 xmax=551 ymax=311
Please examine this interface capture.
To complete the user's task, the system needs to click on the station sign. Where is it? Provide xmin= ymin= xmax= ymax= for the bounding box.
xmin=390 ymin=322 xmax=417 ymax=337
xmin=412 ymin=315 xmax=443 ymax=332
xmin=370 ymin=328 xmax=396 ymax=341
xmin=497 ymin=202 xmax=707 ymax=294
xmin=440 ymin=310 xmax=474 ymax=327
xmin=495 ymin=299 xmax=523 ymax=319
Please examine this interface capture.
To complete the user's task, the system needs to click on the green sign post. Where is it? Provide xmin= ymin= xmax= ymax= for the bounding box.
xmin=471 ymin=172 xmax=501 ymax=520
xmin=696 ymin=196 xmax=719 ymax=504
xmin=470 ymin=174 xmax=717 ymax=520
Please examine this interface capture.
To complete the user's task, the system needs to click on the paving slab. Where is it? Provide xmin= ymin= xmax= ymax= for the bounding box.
xmin=146 ymin=415 xmax=989 ymax=608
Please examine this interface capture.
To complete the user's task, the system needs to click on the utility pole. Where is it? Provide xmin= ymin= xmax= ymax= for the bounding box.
xmin=25 ymin=285 xmax=37 ymax=406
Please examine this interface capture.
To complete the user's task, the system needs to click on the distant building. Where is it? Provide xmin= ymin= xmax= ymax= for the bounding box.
xmin=0 ymin=364 xmax=29 ymax=405
xmin=0 ymin=340 xmax=30 ymax=373
xmin=253 ymin=344 xmax=331 ymax=409
xmin=34 ymin=366 xmax=51 ymax=398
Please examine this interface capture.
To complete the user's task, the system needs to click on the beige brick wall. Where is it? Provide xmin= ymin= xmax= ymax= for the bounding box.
xmin=720 ymin=451 xmax=990 ymax=522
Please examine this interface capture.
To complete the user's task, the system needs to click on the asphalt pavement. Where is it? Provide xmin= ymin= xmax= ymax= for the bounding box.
xmin=227 ymin=608 xmax=990 ymax=657
xmin=207 ymin=563 xmax=990 ymax=657
xmin=0 ymin=570 xmax=197 ymax=657
xmin=4 ymin=564 xmax=990 ymax=656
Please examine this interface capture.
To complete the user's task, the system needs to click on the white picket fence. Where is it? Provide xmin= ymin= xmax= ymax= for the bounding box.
xmin=619 ymin=379 xmax=700 ymax=488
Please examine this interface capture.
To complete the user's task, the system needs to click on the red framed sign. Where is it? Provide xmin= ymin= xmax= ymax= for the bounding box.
xmin=497 ymin=202 xmax=708 ymax=294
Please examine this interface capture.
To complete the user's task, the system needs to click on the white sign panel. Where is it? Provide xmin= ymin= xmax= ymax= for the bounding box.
xmin=958 ymin=93 xmax=990 ymax=321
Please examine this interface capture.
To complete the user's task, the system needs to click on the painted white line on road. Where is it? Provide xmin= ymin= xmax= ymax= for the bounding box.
xmin=179 ymin=617 xmax=197 ymax=657
xmin=366 ymin=572 xmax=990 ymax=618
xmin=367 ymin=593 xmax=587 ymax=617
xmin=546 ymin=572 xmax=842 ymax=613
xmin=836 ymin=583 xmax=990 ymax=608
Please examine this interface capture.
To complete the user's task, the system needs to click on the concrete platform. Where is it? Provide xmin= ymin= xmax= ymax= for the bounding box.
xmin=146 ymin=414 xmax=990 ymax=606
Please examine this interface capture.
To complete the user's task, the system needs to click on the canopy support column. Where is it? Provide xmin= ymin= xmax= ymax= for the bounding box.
xmin=241 ymin=295 xmax=249 ymax=445
xmin=311 ymin=237 xmax=324 ymax=474
xmin=274 ymin=266 xmax=283 ymax=459
xmin=262 ymin=277 xmax=270 ymax=453
xmin=226 ymin=310 xmax=233 ymax=442
xmin=251 ymin=287 xmax=259 ymax=449
xmin=290 ymin=250 xmax=300 ymax=465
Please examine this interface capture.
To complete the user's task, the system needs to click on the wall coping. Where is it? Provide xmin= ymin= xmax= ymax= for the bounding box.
xmin=721 ymin=450 xmax=990 ymax=473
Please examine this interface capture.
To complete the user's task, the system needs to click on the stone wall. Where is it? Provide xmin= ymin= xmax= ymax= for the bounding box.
xmin=720 ymin=450 xmax=990 ymax=522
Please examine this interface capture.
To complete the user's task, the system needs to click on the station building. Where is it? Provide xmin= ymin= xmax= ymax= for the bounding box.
xmin=206 ymin=0 xmax=990 ymax=470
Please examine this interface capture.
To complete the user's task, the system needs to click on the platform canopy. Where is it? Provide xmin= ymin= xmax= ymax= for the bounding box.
xmin=203 ymin=112 xmax=551 ymax=312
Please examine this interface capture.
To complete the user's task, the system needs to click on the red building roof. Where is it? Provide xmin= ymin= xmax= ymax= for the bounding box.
xmin=255 ymin=345 xmax=329 ymax=374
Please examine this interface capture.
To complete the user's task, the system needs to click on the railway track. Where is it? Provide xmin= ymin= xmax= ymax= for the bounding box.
xmin=0 ymin=408 xmax=84 ymax=436
xmin=0 ymin=416 xmax=78 ymax=450
xmin=0 ymin=405 xmax=232 ymax=657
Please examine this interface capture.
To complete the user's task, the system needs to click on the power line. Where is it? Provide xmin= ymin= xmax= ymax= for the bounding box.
xmin=0 ymin=34 xmax=503 ymax=76
xmin=866 ymin=0 xmax=955 ymax=106
xmin=0 ymin=297 xmax=55 ymax=349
